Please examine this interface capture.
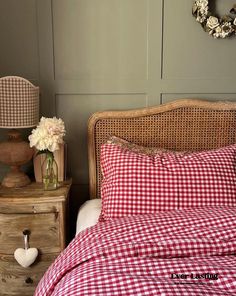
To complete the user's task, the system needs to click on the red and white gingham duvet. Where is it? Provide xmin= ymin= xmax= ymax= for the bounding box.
xmin=35 ymin=207 xmax=236 ymax=296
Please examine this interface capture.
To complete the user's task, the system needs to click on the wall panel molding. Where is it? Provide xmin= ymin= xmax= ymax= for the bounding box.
xmin=162 ymin=0 xmax=236 ymax=80
xmin=160 ymin=78 xmax=236 ymax=94
xmin=54 ymin=79 xmax=147 ymax=95
xmin=0 ymin=0 xmax=39 ymax=80
xmin=36 ymin=0 xmax=56 ymax=116
xmin=52 ymin=0 xmax=148 ymax=81
xmin=56 ymin=93 xmax=147 ymax=183
xmin=161 ymin=93 xmax=236 ymax=104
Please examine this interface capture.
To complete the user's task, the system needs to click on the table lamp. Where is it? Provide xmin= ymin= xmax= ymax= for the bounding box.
xmin=0 ymin=76 xmax=39 ymax=187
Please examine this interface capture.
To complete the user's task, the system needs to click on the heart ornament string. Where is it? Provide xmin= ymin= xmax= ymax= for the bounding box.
xmin=14 ymin=230 xmax=38 ymax=268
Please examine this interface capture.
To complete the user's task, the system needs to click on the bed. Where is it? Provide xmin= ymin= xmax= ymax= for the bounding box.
xmin=35 ymin=99 xmax=236 ymax=295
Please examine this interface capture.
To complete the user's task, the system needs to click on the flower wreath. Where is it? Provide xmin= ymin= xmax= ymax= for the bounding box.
xmin=192 ymin=0 xmax=236 ymax=38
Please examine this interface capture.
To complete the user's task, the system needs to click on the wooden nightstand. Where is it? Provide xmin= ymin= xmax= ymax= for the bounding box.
xmin=0 ymin=180 xmax=72 ymax=296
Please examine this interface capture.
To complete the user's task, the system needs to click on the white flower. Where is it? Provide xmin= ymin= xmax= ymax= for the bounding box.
xmin=196 ymin=11 xmax=207 ymax=23
xmin=213 ymin=26 xmax=222 ymax=38
xmin=212 ymin=23 xmax=233 ymax=38
xmin=29 ymin=117 xmax=66 ymax=152
xmin=195 ymin=0 xmax=208 ymax=9
xmin=199 ymin=7 xmax=208 ymax=15
xmin=194 ymin=1 xmax=208 ymax=24
xmin=206 ymin=16 xmax=219 ymax=29
xmin=217 ymin=22 xmax=233 ymax=38
xmin=234 ymin=18 xmax=236 ymax=26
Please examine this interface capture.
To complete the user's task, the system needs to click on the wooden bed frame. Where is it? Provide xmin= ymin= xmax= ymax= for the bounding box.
xmin=88 ymin=99 xmax=236 ymax=199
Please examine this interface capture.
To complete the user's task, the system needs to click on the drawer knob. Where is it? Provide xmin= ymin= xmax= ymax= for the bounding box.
xmin=23 ymin=229 xmax=31 ymax=236
xmin=25 ymin=277 xmax=33 ymax=284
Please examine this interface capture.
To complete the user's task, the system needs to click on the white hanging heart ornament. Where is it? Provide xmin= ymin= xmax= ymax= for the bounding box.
xmin=14 ymin=229 xmax=38 ymax=268
xmin=14 ymin=247 xmax=38 ymax=268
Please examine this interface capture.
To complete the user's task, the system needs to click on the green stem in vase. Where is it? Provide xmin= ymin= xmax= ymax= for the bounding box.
xmin=42 ymin=151 xmax=58 ymax=190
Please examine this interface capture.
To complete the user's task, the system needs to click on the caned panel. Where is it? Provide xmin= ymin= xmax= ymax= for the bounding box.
xmin=88 ymin=99 xmax=236 ymax=198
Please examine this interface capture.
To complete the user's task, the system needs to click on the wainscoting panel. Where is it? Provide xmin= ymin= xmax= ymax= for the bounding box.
xmin=56 ymin=94 xmax=147 ymax=183
xmin=52 ymin=0 xmax=148 ymax=82
xmin=162 ymin=0 xmax=236 ymax=79
xmin=0 ymin=0 xmax=39 ymax=80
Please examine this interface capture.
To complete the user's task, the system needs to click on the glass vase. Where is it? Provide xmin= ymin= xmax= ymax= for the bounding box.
xmin=41 ymin=152 xmax=58 ymax=190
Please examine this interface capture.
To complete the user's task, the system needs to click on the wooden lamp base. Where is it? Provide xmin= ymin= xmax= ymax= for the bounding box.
xmin=0 ymin=129 xmax=34 ymax=188
xmin=1 ymin=167 xmax=31 ymax=187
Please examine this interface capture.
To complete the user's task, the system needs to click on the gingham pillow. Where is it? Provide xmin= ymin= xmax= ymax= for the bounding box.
xmin=100 ymin=137 xmax=236 ymax=221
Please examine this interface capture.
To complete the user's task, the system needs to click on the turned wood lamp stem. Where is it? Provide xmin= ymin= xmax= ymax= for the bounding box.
xmin=0 ymin=129 xmax=34 ymax=187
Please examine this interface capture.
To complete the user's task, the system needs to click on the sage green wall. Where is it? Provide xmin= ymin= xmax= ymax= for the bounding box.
xmin=1 ymin=0 xmax=236 ymax=195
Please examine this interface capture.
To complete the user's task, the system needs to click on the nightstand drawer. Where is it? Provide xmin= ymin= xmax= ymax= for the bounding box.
xmin=0 ymin=212 xmax=61 ymax=254
xmin=0 ymin=180 xmax=71 ymax=295
xmin=0 ymin=253 xmax=57 ymax=296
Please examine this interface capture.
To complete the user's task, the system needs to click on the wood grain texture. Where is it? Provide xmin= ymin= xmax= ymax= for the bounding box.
xmin=0 ymin=212 xmax=60 ymax=254
xmin=0 ymin=179 xmax=72 ymax=295
xmin=0 ymin=254 xmax=57 ymax=296
xmin=0 ymin=179 xmax=72 ymax=203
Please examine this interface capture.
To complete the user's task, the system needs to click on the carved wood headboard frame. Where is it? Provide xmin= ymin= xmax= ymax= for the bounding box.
xmin=88 ymin=99 xmax=236 ymax=199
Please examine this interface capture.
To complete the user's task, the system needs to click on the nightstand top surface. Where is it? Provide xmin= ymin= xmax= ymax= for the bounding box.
xmin=0 ymin=179 xmax=72 ymax=203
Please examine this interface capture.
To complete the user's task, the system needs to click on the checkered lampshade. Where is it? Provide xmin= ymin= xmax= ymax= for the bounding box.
xmin=0 ymin=76 xmax=39 ymax=128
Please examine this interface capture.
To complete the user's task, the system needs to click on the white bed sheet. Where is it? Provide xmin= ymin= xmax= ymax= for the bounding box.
xmin=76 ymin=199 xmax=101 ymax=235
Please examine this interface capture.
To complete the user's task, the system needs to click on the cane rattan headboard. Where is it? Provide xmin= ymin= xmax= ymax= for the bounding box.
xmin=88 ymin=99 xmax=236 ymax=199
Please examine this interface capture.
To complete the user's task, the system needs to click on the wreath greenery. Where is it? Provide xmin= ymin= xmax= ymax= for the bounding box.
xmin=192 ymin=0 xmax=236 ymax=38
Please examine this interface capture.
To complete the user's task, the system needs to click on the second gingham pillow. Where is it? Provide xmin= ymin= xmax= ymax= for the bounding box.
xmin=100 ymin=137 xmax=236 ymax=221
